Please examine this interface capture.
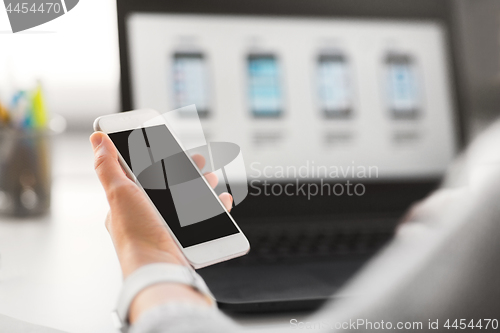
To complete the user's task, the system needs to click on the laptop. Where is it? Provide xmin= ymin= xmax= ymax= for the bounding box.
xmin=116 ymin=0 xmax=465 ymax=312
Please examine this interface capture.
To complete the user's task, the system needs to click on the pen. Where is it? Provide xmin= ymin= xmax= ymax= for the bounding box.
xmin=31 ymin=83 xmax=48 ymax=129
xmin=10 ymin=91 xmax=29 ymax=128
xmin=0 ymin=102 xmax=10 ymax=126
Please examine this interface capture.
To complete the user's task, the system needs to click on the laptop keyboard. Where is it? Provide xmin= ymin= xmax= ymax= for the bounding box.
xmin=225 ymin=223 xmax=394 ymax=265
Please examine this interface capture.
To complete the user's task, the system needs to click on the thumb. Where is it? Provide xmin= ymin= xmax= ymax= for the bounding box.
xmin=90 ymin=132 xmax=130 ymax=192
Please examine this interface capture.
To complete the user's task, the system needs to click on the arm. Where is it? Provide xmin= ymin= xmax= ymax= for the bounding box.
xmin=92 ymin=127 xmax=500 ymax=333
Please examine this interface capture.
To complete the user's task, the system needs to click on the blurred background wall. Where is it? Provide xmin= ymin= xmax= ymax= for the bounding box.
xmin=1 ymin=0 xmax=500 ymax=136
xmin=455 ymin=0 xmax=500 ymax=136
xmin=0 ymin=0 xmax=120 ymax=131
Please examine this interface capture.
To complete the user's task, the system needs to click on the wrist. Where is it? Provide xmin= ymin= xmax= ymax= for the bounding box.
xmin=129 ymin=283 xmax=212 ymax=324
xmin=118 ymin=243 xmax=186 ymax=278
xmin=114 ymin=263 xmax=215 ymax=331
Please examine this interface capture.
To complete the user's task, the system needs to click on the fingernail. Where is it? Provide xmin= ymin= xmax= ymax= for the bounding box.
xmin=90 ymin=132 xmax=103 ymax=150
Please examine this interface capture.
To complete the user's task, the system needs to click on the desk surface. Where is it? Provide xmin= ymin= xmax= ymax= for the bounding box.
xmin=0 ymin=133 xmax=308 ymax=333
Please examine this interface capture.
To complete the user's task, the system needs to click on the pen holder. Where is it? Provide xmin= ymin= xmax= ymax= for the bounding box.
xmin=0 ymin=128 xmax=51 ymax=217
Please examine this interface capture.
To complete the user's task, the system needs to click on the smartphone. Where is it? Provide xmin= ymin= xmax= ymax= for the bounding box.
xmin=172 ymin=52 xmax=210 ymax=118
xmin=94 ymin=109 xmax=249 ymax=269
xmin=317 ymin=53 xmax=352 ymax=118
xmin=247 ymin=54 xmax=282 ymax=118
xmin=386 ymin=53 xmax=420 ymax=119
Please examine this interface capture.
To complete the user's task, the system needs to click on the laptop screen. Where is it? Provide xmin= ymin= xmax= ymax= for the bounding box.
xmin=126 ymin=14 xmax=457 ymax=184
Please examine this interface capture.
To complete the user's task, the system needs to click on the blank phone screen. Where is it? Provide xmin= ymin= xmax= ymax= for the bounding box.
xmin=108 ymin=125 xmax=239 ymax=248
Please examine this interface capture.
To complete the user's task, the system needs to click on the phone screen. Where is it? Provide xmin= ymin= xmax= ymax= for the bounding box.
xmin=318 ymin=54 xmax=352 ymax=118
xmin=108 ymin=125 xmax=239 ymax=248
xmin=173 ymin=52 xmax=209 ymax=118
xmin=247 ymin=54 xmax=282 ymax=117
xmin=386 ymin=54 xmax=419 ymax=118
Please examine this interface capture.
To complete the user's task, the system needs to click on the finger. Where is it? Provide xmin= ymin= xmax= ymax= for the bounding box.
xmin=191 ymin=154 xmax=206 ymax=171
xmin=90 ymin=132 xmax=131 ymax=192
xmin=400 ymin=188 xmax=460 ymax=225
xmin=204 ymin=172 xmax=218 ymax=189
xmin=219 ymin=192 xmax=233 ymax=212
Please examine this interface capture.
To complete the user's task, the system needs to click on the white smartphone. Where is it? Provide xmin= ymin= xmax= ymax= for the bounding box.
xmin=317 ymin=53 xmax=352 ymax=118
xmin=94 ymin=109 xmax=250 ymax=269
xmin=247 ymin=53 xmax=283 ymax=118
xmin=385 ymin=52 xmax=420 ymax=119
xmin=172 ymin=52 xmax=210 ymax=118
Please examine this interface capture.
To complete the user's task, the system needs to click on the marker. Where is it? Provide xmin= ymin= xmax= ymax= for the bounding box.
xmin=32 ymin=83 xmax=48 ymax=128
xmin=0 ymin=102 xmax=10 ymax=126
xmin=10 ymin=91 xmax=29 ymax=128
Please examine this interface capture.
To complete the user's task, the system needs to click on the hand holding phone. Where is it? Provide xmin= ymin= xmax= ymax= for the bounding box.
xmin=91 ymin=131 xmax=233 ymax=325
xmin=89 ymin=132 xmax=234 ymax=276
xmin=93 ymin=109 xmax=249 ymax=269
